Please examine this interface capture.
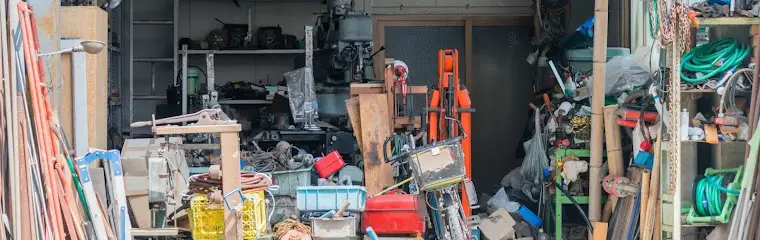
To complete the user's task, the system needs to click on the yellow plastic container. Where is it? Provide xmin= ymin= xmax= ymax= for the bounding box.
xmin=189 ymin=191 xmax=268 ymax=240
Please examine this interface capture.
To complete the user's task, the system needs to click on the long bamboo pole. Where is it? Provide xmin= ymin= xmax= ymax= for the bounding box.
xmin=589 ymin=0 xmax=610 ymax=226
xmin=602 ymin=105 xmax=624 ymax=221
xmin=639 ymin=170 xmax=651 ymax=238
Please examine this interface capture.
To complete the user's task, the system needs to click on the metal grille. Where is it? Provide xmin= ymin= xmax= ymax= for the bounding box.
xmin=469 ymin=26 xmax=534 ymax=191
xmin=384 ymin=26 xmax=466 ymax=118
xmin=108 ymin=4 xmax=123 ymax=140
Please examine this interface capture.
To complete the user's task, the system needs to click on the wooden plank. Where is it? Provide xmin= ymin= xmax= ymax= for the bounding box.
xmin=345 ymin=97 xmax=363 ymax=147
xmin=16 ymin=96 xmax=31 ymax=240
xmin=593 ymin=222 xmax=609 ymax=240
xmin=358 ymin=94 xmax=395 ymax=195
xmin=220 ymin=132 xmax=242 ymax=239
xmin=384 ymin=67 xmax=396 ymax=131
xmin=697 ymin=17 xmax=760 ymax=26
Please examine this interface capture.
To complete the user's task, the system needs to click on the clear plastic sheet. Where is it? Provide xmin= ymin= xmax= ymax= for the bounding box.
xmin=283 ymin=67 xmax=318 ymax=124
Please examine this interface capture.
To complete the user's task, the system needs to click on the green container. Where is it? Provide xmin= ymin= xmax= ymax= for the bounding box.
xmin=186 ymin=67 xmax=201 ymax=95
xmin=565 ymin=47 xmax=631 ymax=73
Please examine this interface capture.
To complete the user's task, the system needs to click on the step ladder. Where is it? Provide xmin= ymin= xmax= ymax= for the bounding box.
xmin=128 ymin=0 xmax=179 ymax=134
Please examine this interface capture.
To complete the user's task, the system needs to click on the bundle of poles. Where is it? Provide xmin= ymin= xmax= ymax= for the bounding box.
xmin=1 ymin=2 xmax=109 ymax=239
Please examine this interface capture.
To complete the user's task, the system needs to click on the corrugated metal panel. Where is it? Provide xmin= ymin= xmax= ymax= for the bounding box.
xmin=383 ymin=26 xmax=465 ymax=118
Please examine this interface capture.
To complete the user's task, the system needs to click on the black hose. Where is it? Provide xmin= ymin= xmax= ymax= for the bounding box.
xmin=547 ymin=179 xmax=594 ymax=234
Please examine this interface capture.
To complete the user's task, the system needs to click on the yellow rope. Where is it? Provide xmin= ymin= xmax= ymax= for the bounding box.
xmin=273 ymin=218 xmax=311 ymax=239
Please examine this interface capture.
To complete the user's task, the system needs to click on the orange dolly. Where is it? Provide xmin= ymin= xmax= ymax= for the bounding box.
xmin=427 ymin=49 xmax=475 ymax=216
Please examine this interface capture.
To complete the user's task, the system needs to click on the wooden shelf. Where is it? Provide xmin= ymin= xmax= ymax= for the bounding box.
xmin=180 ymin=49 xmax=306 ymax=55
xmin=681 ymin=88 xmax=752 ymax=94
xmin=696 ymin=17 xmax=760 ymax=26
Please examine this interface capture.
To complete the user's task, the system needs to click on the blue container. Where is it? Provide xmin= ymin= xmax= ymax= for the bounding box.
xmin=472 ymin=228 xmax=481 ymax=240
xmin=296 ymin=186 xmax=367 ymax=212
xmin=518 ymin=205 xmax=543 ymax=229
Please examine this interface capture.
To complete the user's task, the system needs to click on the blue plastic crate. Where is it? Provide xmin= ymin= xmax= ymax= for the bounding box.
xmin=296 ymin=186 xmax=367 ymax=212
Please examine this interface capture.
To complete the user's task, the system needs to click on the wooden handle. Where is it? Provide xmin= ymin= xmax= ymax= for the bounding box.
xmin=333 ymin=200 xmax=351 ymax=219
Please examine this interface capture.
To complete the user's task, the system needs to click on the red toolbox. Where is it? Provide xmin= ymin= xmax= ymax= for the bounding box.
xmin=362 ymin=190 xmax=426 ymax=235
xmin=313 ymin=151 xmax=346 ymax=178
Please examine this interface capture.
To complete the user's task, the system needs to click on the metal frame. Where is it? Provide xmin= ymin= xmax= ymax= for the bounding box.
xmin=77 ymin=150 xmax=133 ymax=240
xmin=62 ymin=39 xmax=88 ymax=158
xmin=151 ymin=123 xmax=242 ymax=239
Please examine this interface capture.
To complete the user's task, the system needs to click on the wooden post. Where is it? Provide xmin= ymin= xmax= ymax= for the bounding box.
xmin=221 ymin=131 xmax=242 ymax=240
xmin=589 ymin=0 xmax=609 ymax=224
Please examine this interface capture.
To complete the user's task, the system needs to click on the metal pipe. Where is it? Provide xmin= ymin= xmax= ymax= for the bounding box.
xmin=589 ymin=0 xmax=609 ymax=224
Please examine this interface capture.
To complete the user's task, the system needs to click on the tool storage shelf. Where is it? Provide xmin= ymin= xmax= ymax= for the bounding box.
xmin=666 ymin=15 xmax=760 ymax=239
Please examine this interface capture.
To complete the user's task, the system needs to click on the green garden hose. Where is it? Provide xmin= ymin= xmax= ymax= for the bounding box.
xmin=680 ymin=38 xmax=750 ymax=83
xmin=693 ymin=175 xmax=740 ymax=217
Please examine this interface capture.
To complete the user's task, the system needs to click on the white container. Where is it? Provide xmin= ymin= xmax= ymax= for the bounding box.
xmin=311 ymin=217 xmax=358 ymax=239
xmin=680 ymin=108 xmax=690 ymax=140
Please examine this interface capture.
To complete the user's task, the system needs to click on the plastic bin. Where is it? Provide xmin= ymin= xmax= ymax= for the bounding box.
xmin=189 ymin=190 xmax=267 ymax=240
xmin=311 ymin=217 xmax=359 ymax=238
xmin=296 ymin=186 xmax=366 ymax=212
xmin=271 ymin=167 xmax=313 ymax=196
xmin=565 ymin=47 xmax=631 ymax=73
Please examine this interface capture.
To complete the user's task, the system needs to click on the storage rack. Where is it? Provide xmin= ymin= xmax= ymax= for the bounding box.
xmin=127 ymin=0 xmax=314 ymax=135
xmin=666 ymin=17 xmax=760 ymax=239
xmin=177 ymin=26 xmax=314 ymax=115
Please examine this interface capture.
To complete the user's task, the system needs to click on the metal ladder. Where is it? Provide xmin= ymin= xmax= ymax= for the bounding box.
xmin=127 ymin=0 xmax=179 ymax=133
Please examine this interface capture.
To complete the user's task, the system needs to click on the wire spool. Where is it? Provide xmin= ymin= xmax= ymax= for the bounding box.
xmin=692 ymin=174 xmax=740 ymax=217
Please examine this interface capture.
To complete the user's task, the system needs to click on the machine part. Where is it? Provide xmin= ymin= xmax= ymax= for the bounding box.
xmin=427 ymin=49 xmax=474 ymax=215
xmin=338 ymin=165 xmax=364 ymax=185
xmin=314 ymin=0 xmax=375 ymax=82
xmin=326 ymin=131 xmax=357 ymax=154
xmin=602 ymin=175 xmax=640 ymax=197
xmin=78 ymin=150 xmax=133 ymax=240
xmin=257 ymin=26 xmax=283 ymax=49
xmin=130 ymin=108 xmax=235 ymax=128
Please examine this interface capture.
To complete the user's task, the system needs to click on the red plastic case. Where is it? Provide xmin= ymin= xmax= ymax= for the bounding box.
xmin=362 ymin=191 xmax=426 ymax=235
xmin=313 ymin=151 xmax=346 ymax=178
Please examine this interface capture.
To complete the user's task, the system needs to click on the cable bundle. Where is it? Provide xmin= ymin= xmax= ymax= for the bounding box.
xmin=680 ymin=38 xmax=750 ymax=83
xmin=189 ymin=172 xmax=273 ymax=194
xmin=693 ymin=174 xmax=740 ymax=217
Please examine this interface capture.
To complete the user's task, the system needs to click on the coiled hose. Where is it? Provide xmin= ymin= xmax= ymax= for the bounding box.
xmin=693 ymin=175 xmax=740 ymax=217
xmin=680 ymin=38 xmax=750 ymax=83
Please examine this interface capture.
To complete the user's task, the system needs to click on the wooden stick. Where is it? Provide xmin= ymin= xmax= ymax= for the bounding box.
xmin=639 ymin=170 xmax=651 ymax=238
xmin=333 ymin=201 xmax=351 ymax=219
xmin=641 ymin=133 xmax=662 ymax=240
xmin=602 ymin=105 xmax=624 ymax=222
xmin=589 ymin=0 xmax=610 ymax=222
xmin=372 ymin=176 xmax=414 ymax=198
xmin=593 ymin=222 xmax=608 ymax=240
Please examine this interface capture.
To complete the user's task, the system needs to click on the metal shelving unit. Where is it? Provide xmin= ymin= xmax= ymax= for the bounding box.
xmin=177 ymin=26 xmax=314 ymax=114
xmin=126 ymin=1 xmax=313 ymax=132
xmin=127 ymin=0 xmax=179 ymax=132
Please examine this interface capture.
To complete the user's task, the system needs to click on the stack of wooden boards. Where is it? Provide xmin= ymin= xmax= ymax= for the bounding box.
xmin=0 ymin=2 xmax=119 ymax=239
